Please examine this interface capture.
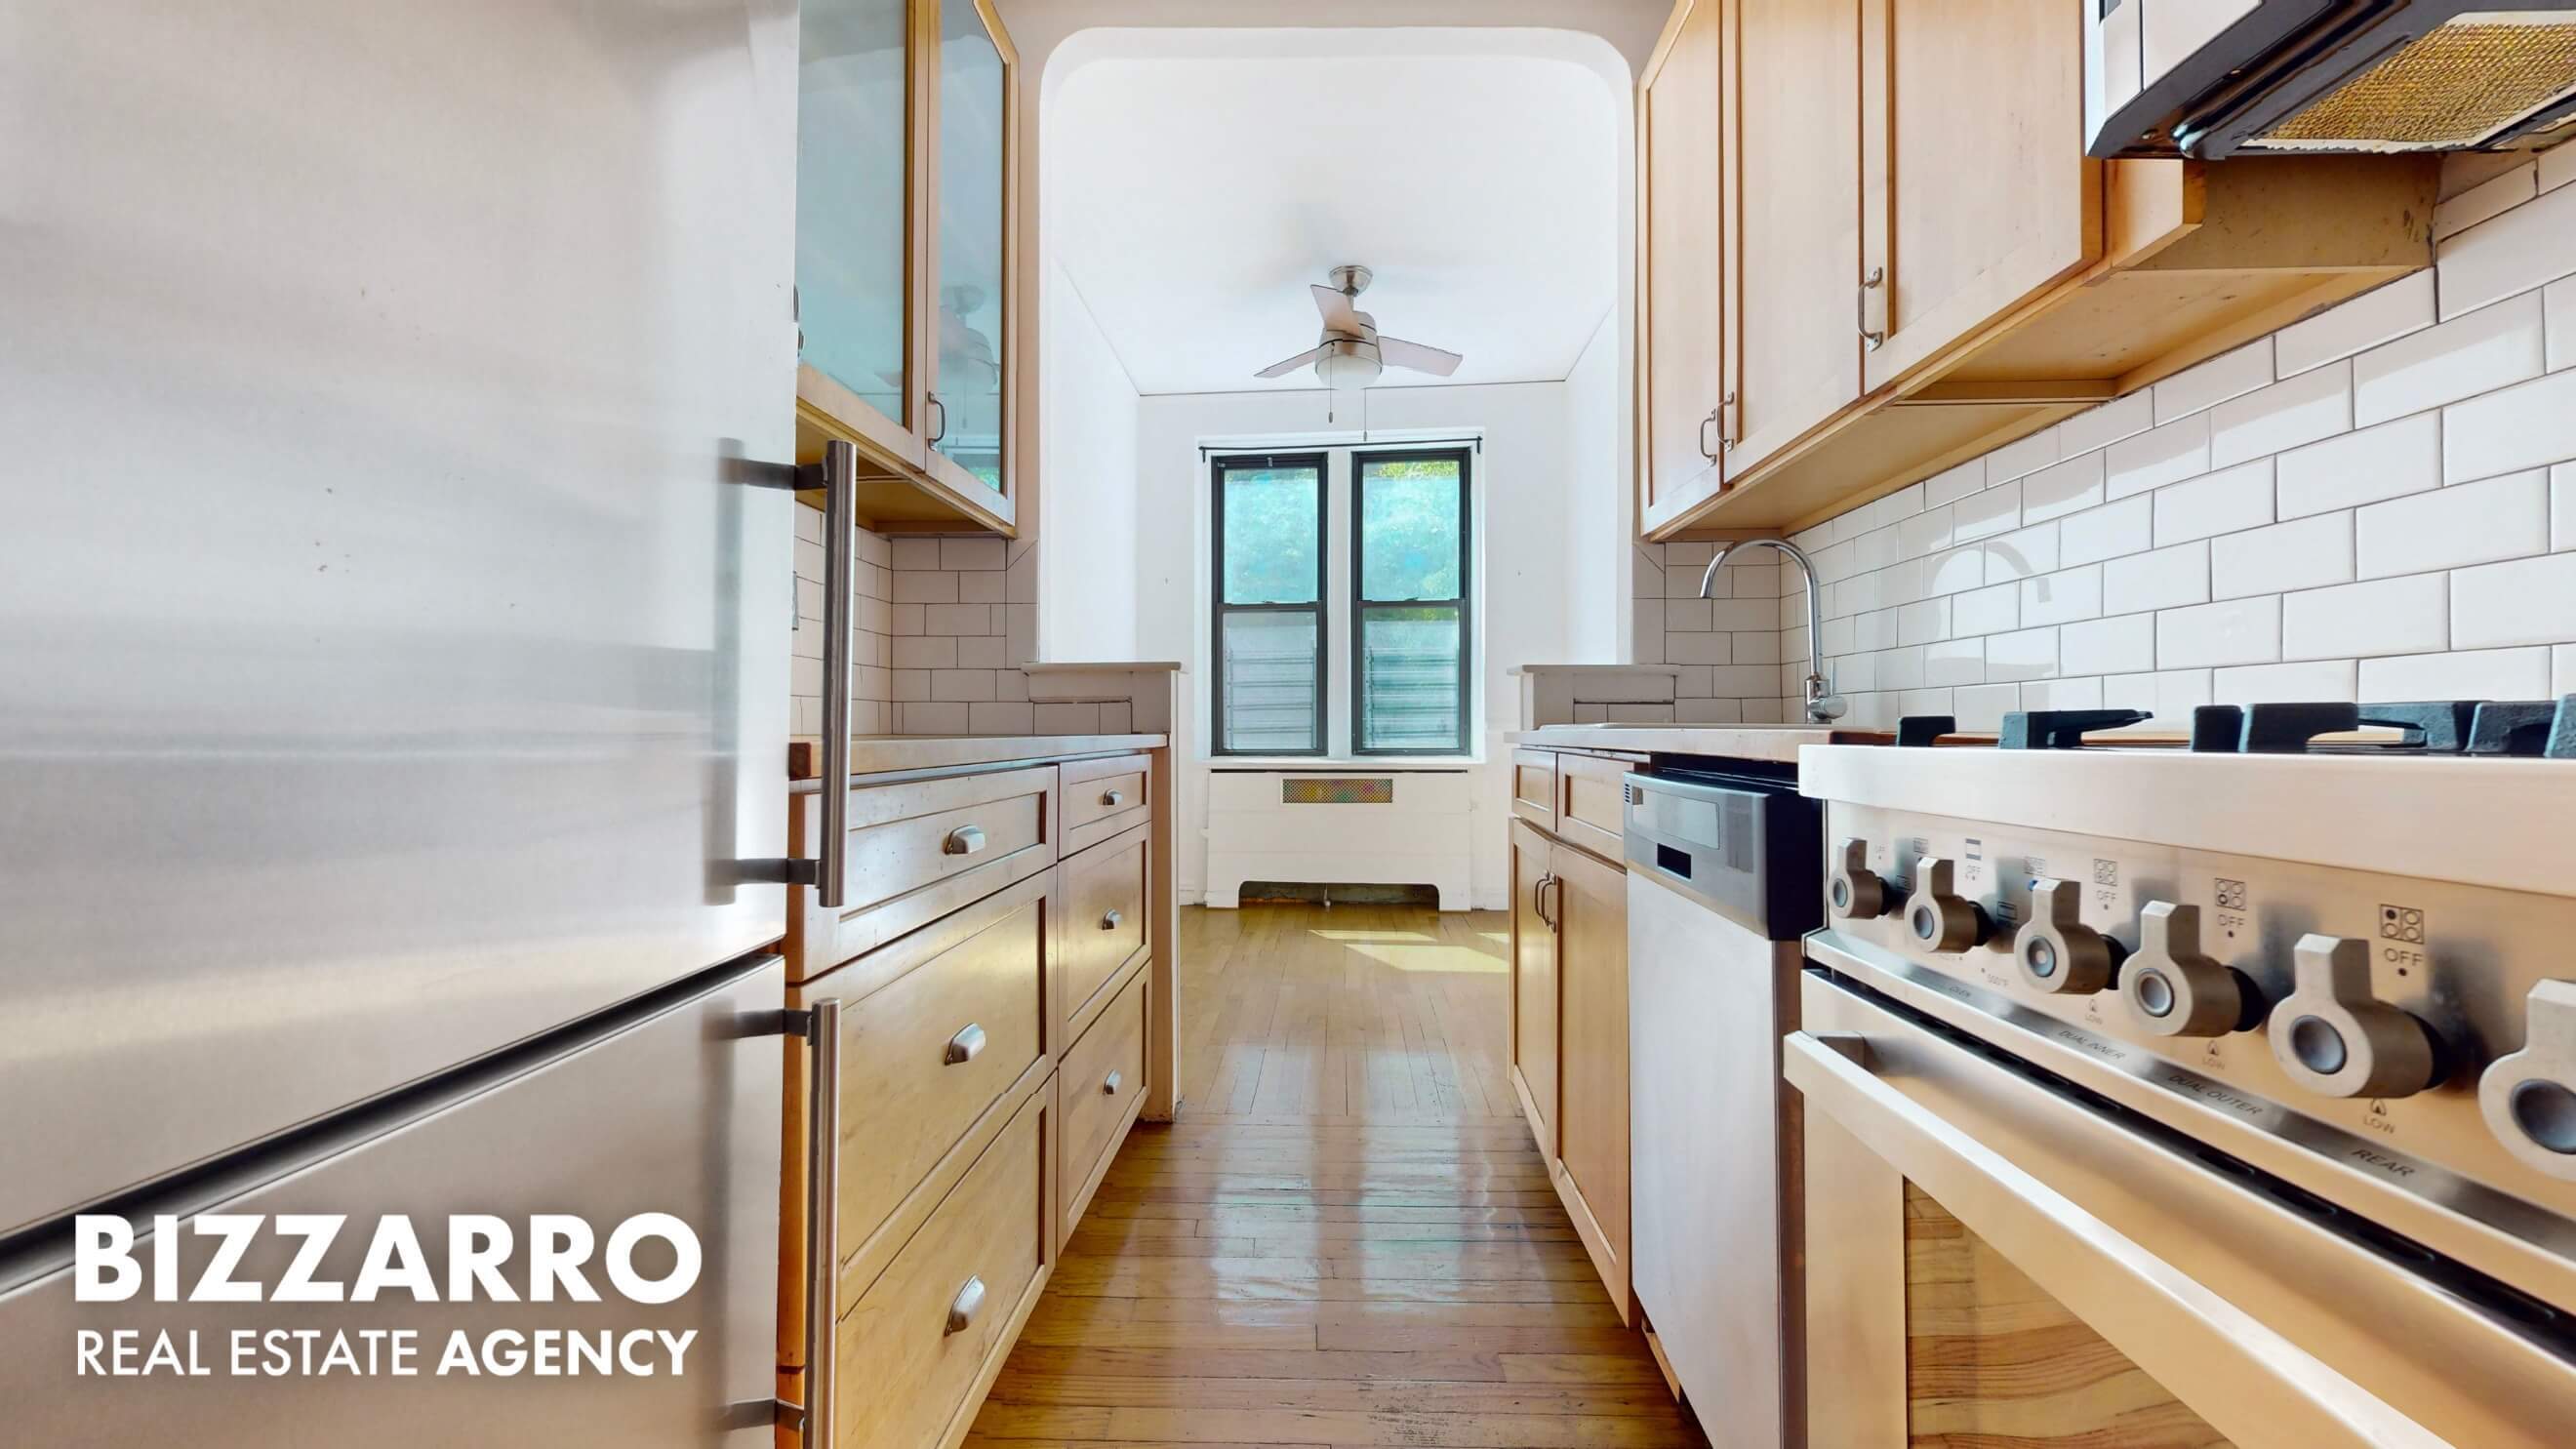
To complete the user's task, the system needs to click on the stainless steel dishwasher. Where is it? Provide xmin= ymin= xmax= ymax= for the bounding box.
xmin=1625 ymin=765 xmax=1822 ymax=1449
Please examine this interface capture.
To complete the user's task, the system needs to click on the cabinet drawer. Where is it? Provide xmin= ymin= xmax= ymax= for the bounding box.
xmin=813 ymin=872 xmax=1050 ymax=1271
xmin=1058 ymin=822 xmax=1148 ymax=1043
xmin=790 ymin=765 xmax=1058 ymax=982
xmin=1061 ymin=752 xmax=1151 ymax=857
xmin=833 ymin=1085 xmax=1052 ymax=1449
xmin=1511 ymin=748 xmax=1557 ymax=831
xmin=1555 ymin=753 xmax=1632 ymax=864
xmin=1059 ymin=971 xmax=1147 ymax=1243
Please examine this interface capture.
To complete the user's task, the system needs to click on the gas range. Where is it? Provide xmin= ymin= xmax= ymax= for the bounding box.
xmin=1798 ymin=699 xmax=2576 ymax=1333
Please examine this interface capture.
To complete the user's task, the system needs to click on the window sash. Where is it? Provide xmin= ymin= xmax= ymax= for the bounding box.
xmin=1211 ymin=452 xmax=1327 ymax=755
xmin=1351 ymin=448 xmax=1471 ymax=755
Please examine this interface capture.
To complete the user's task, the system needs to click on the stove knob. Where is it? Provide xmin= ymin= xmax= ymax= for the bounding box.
xmin=1903 ymin=856 xmax=1992 ymax=953
xmin=2266 ymin=934 xmax=2441 ymax=1099
xmin=2011 ymin=878 xmax=2126 ymax=994
xmin=1829 ymin=838 xmax=1895 ymax=919
xmin=2119 ymin=902 xmax=2261 ymax=1036
xmin=2479 ymin=982 xmax=2576 ymax=1181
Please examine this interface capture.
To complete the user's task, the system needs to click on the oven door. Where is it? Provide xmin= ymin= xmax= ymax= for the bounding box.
xmin=1791 ymin=969 xmax=2576 ymax=1448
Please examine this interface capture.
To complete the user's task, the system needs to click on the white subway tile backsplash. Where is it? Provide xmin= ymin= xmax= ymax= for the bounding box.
xmin=2355 ymin=469 xmax=2550 ymax=578
xmin=892 ymin=635 xmax=956 ymax=669
xmin=1985 ymin=523 xmax=2060 ymax=582
xmin=2153 ymin=459 xmax=2274 ymax=545
xmin=2101 ymin=541 xmax=2209 ymax=615
xmin=2435 ymin=163 xmax=2537 ymax=241
xmin=1924 ymin=638 xmax=1983 ymax=686
xmin=1899 ymin=597 xmax=1952 ymax=646
xmin=2353 ymin=290 xmax=2545 ymax=426
xmin=2358 ymin=647 xmax=2555 ymax=702
xmin=967 ymin=702 xmax=1035 ymax=735
xmin=2154 ymin=341 xmax=2274 ymax=423
xmin=2106 ymin=414 xmax=2213 ymax=501
xmin=2550 ymin=277 xmax=2575 ymax=372
xmin=924 ymin=603 xmax=992 ymax=635
xmin=2210 ymin=362 xmax=2351 ymax=467
xmin=1953 ymin=683 xmax=2021 ymax=732
xmin=2279 ymin=574 xmax=2446 ymax=661
xmin=2556 ymin=463 xmax=2576 ymax=550
xmin=1952 ymin=582 xmax=2019 ymax=637
xmin=2437 ymin=178 xmax=2576 ymax=320
xmin=2059 ymin=391 xmax=2156 ymax=457
xmin=2018 ymin=565 xmax=2102 ymax=627
xmin=1851 ymin=523 xmax=1900 ymax=575
xmin=1667 ymin=630 xmax=1732 ymax=664
xmin=2275 ymin=413 xmax=2441 ymax=518
xmin=890 ymin=537 xmax=942 ymax=570
xmin=1899 ymin=504 xmax=1954 ymax=559
xmin=1665 ymin=597 xmax=1715 ymax=631
xmin=2445 ymin=368 xmax=2576 ymax=483
xmin=1952 ymin=479 xmax=2022 ymax=542
xmin=1986 ymin=427 xmax=2061 ymax=485
xmin=2214 ymin=660 xmax=2357 ymax=704
xmin=2275 ymin=271 xmax=2435 ymax=378
xmin=2558 ymin=643 xmax=2576 ymax=695
xmin=2062 ymin=613 xmax=2156 ymax=675
xmin=2546 ymin=143 xmax=2576 ymax=195
xmin=2059 ymin=496 xmax=2153 ymax=568
xmin=1923 ymin=459 xmax=1987 ymax=506
xmin=2157 ymin=597 xmax=2279 ymax=668
xmin=940 ymin=537 xmax=1005 ymax=571
xmin=1924 ymin=545 xmax=1988 ymax=595
xmin=2451 ymin=551 xmax=2576 ymax=648
xmin=2022 ymin=676 xmax=2104 ymax=711
xmin=1985 ymin=626 xmax=2058 ymax=682
xmin=2022 ymin=453 xmax=2105 ymax=523
xmin=1876 ymin=645 xmax=1927 ymax=691
xmin=892 ymin=569 xmax=959 ymax=605
xmin=2103 ymin=667 xmax=2212 ymax=722
xmin=2211 ymin=511 xmax=2352 ymax=600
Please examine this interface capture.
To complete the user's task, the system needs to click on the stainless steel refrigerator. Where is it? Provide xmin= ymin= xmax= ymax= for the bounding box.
xmin=0 ymin=0 xmax=802 ymax=1439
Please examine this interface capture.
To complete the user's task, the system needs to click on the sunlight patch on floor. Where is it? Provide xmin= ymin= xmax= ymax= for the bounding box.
xmin=1329 ymin=940 xmax=1509 ymax=974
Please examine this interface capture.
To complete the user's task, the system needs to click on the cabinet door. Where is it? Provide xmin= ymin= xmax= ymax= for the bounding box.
xmin=1637 ymin=0 xmax=1728 ymax=537
xmin=797 ymin=0 xmax=927 ymax=466
xmin=1509 ymin=820 xmax=1559 ymax=1156
xmin=924 ymin=0 xmax=1015 ymax=511
xmin=1726 ymin=0 xmax=1862 ymax=474
xmin=1860 ymin=0 xmax=2099 ymax=392
xmin=1551 ymin=842 xmax=1631 ymax=1315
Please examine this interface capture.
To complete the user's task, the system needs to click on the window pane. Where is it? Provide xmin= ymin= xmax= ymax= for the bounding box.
xmin=1222 ymin=465 xmax=1321 ymax=604
xmin=1220 ymin=610 xmax=1319 ymax=751
xmin=1358 ymin=605 xmax=1462 ymax=751
xmin=1358 ymin=457 xmax=1462 ymax=601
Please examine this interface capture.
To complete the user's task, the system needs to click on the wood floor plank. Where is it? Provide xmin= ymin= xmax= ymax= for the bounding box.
xmin=971 ymin=904 xmax=1702 ymax=1449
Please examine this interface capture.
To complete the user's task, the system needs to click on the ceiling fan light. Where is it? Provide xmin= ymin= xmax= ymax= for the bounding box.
xmin=1316 ymin=350 xmax=1381 ymax=391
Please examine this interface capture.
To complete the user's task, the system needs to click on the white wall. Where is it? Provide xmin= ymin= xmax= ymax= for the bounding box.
xmin=1562 ymin=312 xmax=1629 ymax=663
xmin=1135 ymin=380 xmax=1605 ymax=908
xmin=1038 ymin=260 xmax=1144 ymax=660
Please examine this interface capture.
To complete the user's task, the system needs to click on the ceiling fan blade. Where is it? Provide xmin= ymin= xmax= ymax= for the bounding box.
xmin=1255 ymin=345 xmax=1329 ymax=380
xmin=1377 ymin=336 xmax=1464 ymax=377
xmin=1310 ymin=284 xmax=1361 ymax=332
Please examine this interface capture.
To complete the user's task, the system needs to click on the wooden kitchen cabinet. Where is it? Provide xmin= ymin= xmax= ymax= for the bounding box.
xmin=1635 ymin=0 xmax=2438 ymax=537
xmin=1550 ymin=839 xmax=1632 ymax=1322
xmin=1635 ymin=0 xmax=1728 ymax=537
xmin=1509 ymin=818 xmax=1559 ymax=1158
xmin=794 ymin=0 xmax=1021 ymax=536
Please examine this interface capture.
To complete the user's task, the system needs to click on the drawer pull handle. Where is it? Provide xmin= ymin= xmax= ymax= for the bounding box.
xmin=1101 ymin=787 xmax=1126 ymax=808
xmin=1103 ymin=1070 xmax=1123 ymax=1096
xmin=944 ymin=825 xmax=986 ymax=857
xmin=944 ymin=1023 xmax=986 ymax=1066
xmin=945 ymin=1275 xmax=986 ymax=1336
xmin=1100 ymin=909 xmax=1123 ymax=931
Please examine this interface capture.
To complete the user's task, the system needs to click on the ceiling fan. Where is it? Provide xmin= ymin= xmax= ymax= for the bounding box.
xmin=1255 ymin=265 xmax=1464 ymax=390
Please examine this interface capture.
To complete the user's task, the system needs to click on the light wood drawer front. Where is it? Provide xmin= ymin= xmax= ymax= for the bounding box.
xmin=1555 ymin=753 xmax=1631 ymax=863
xmin=835 ymin=1087 xmax=1048 ymax=1449
xmin=1062 ymin=753 xmax=1151 ymax=856
xmin=1510 ymin=748 xmax=1557 ymax=830
xmin=1060 ymin=825 xmax=1148 ymax=1036
xmin=1059 ymin=972 xmax=1147 ymax=1241
xmin=828 ymin=886 xmax=1046 ymax=1256
xmin=793 ymin=765 xmax=1057 ymax=981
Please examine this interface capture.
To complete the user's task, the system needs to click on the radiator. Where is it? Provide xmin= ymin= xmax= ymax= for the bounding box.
xmin=1203 ymin=769 xmax=1473 ymax=911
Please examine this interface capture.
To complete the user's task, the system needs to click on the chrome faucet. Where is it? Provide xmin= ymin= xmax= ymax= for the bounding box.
xmin=1697 ymin=538 xmax=1844 ymax=723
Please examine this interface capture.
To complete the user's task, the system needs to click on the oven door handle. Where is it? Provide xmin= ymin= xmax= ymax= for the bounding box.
xmin=1783 ymin=1030 xmax=2445 ymax=1449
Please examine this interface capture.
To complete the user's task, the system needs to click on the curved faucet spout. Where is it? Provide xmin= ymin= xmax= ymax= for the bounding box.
xmin=1696 ymin=538 xmax=1843 ymax=723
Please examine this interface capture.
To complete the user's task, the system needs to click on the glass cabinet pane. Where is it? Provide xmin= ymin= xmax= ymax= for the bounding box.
xmin=797 ymin=0 xmax=911 ymax=428
xmin=933 ymin=0 xmax=1006 ymax=490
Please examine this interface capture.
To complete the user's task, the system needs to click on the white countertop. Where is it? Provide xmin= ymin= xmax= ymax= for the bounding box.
xmin=790 ymin=733 xmax=1167 ymax=784
xmin=1506 ymin=723 xmax=1896 ymax=764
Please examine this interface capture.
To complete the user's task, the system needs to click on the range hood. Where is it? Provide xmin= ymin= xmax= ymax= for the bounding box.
xmin=2087 ymin=1 xmax=2576 ymax=158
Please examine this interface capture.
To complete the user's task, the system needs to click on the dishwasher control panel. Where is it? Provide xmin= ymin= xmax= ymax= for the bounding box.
xmin=1818 ymin=802 xmax=2576 ymax=1213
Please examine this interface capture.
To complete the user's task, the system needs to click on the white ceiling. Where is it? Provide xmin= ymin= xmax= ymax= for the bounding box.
xmin=1046 ymin=30 xmax=1622 ymax=396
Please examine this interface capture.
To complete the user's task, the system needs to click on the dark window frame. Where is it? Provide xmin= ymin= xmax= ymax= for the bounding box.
xmin=1210 ymin=451 xmax=1330 ymax=756
xmin=1350 ymin=446 xmax=1473 ymax=756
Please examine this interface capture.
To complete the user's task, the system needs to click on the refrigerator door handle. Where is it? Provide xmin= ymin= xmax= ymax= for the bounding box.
xmin=724 ymin=440 xmax=856 ymax=907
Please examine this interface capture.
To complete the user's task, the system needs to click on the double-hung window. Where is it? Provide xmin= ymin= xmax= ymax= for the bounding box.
xmin=1211 ymin=445 xmax=1473 ymax=756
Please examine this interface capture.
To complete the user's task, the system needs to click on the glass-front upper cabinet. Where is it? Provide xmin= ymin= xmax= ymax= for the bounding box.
xmin=796 ymin=0 xmax=920 ymax=466
xmin=794 ymin=0 xmax=1017 ymax=532
xmin=926 ymin=0 xmax=1012 ymax=502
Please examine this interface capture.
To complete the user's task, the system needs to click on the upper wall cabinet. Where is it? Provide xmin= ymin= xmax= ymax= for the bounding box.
xmin=796 ymin=0 xmax=1019 ymax=536
xmin=1635 ymin=0 xmax=2439 ymax=539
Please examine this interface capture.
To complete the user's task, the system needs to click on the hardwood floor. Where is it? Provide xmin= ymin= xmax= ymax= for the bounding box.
xmin=969 ymin=903 xmax=1706 ymax=1449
